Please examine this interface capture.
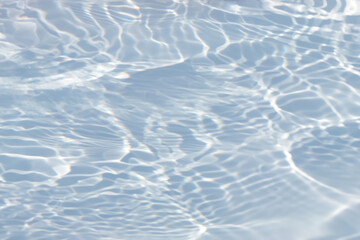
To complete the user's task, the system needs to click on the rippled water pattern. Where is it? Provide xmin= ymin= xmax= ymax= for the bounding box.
xmin=0 ymin=0 xmax=360 ymax=239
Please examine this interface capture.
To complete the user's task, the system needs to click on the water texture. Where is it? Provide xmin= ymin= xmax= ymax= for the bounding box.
xmin=0 ymin=0 xmax=360 ymax=239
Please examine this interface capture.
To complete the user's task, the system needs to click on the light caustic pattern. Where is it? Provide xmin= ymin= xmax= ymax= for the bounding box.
xmin=0 ymin=0 xmax=360 ymax=239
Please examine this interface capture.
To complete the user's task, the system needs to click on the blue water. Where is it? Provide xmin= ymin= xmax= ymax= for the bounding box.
xmin=0 ymin=0 xmax=360 ymax=239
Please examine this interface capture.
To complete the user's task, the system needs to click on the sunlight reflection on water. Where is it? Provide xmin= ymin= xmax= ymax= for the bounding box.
xmin=0 ymin=0 xmax=360 ymax=239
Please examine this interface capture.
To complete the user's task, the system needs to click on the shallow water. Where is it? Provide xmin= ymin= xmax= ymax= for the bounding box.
xmin=0 ymin=0 xmax=360 ymax=239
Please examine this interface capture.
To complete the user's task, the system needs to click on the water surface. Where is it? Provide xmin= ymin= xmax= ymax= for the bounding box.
xmin=0 ymin=0 xmax=360 ymax=239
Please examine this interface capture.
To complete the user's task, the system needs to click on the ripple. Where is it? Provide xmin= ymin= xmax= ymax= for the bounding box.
xmin=290 ymin=121 xmax=360 ymax=195
xmin=1 ymin=0 xmax=360 ymax=239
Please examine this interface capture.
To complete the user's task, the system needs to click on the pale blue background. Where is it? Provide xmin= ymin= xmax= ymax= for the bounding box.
xmin=0 ymin=0 xmax=360 ymax=239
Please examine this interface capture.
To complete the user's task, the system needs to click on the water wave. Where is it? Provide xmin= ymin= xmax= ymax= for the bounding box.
xmin=0 ymin=0 xmax=360 ymax=239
